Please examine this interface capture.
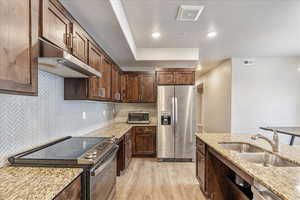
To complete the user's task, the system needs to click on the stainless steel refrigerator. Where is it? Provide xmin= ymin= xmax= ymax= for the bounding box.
xmin=157 ymin=85 xmax=195 ymax=161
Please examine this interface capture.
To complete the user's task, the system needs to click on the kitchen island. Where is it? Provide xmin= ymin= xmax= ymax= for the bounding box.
xmin=196 ymin=133 xmax=300 ymax=200
xmin=0 ymin=167 xmax=82 ymax=200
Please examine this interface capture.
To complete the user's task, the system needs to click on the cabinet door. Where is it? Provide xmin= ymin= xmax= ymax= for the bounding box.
xmin=111 ymin=65 xmax=120 ymax=101
xmin=88 ymin=42 xmax=102 ymax=99
xmin=125 ymin=73 xmax=140 ymax=102
xmin=140 ymin=73 xmax=156 ymax=103
xmin=98 ymin=58 xmax=112 ymax=99
xmin=0 ymin=0 xmax=38 ymax=95
xmin=125 ymin=131 xmax=132 ymax=169
xmin=41 ymin=0 xmax=71 ymax=51
xmin=156 ymin=72 xmax=174 ymax=85
xmin=120 ymin=74 xmax=127 ymax=102
xmin=133 ymin=127 xmax=156 ymax=156
xmin=196 ymin=149 xmax=205 ymax=193
xmin=72 ymin=23 xmax=88 ymax=63
xmin=54 ymin=175 xmax=81 ymax=200
xmin=174 ymin=72 xmax=195 ymax=85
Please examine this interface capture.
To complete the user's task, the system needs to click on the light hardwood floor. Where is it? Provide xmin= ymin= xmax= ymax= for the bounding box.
xmin=116 ymin=158 xmax=206 ymax=200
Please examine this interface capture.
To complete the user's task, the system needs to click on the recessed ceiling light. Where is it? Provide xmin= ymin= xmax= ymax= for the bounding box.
xmin=298 ymin=67 xmax=300 ymax=71
xmin=207 ymin=31 xmax=217 ymax=38
xmin=152 ymin=32 xmax=161 ymax=39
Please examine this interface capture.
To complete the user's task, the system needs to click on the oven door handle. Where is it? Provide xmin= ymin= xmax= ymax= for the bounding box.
xmin=91 ymin=146 xmax=118 ymax=176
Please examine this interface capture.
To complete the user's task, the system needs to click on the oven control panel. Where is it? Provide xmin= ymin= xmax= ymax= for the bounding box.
xmin=78 ymin=140 xmax=114 ymax=164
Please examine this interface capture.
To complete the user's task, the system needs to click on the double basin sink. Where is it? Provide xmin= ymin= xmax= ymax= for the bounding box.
xmin=219 ymin=142 xmax=299 ymax=167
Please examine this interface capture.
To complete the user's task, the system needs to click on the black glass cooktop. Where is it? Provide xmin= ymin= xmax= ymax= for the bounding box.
xmin=21 ymin=137 xmax=104 ymax=160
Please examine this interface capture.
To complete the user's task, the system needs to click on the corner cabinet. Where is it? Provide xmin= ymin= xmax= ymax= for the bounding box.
xmin=122 ymin=72 xmax=156 ymax=103
xmin=156 ymin=68 xmax=195 ymax=85
xmin=0 ymin=0 xmax=39 ymax=95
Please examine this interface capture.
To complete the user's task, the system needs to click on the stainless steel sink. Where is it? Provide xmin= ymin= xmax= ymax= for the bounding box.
xmin=219 ymin=142 xmax=265 ymax=153
xmin=238 ymin=152 xmax=299 ymax=167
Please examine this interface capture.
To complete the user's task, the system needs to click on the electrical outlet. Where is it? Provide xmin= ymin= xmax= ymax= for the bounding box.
xmin=82 ymin=112 xmax=86 ymax=120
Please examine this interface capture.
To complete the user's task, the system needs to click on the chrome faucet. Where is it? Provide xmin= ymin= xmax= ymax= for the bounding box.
xmin=251 ymin=131 xmax=280 ymax=152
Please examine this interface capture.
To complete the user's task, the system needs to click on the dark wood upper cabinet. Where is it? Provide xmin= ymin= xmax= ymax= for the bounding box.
xmin=41 ymin=0 xmax=71 ymax=51
xmin=0 ymin=0 xmax=39 ymax=95
xmin=88 ymin=42 xmax=102 ymax=99
xmin=99 ymin=58 xmax=112 ymax=99
xmin=120 ymin=73 xmax=127 ymax=102
xmin=111 ymin=65 xmax=121 ymax=101
xmin=140 ymin=73 xmax=156 ymax=103
xmin=156 ymin=69 xmax=195 ymax=85
xmin=121 ymin=72 xmax=156 ymax=103
xmin=72 ymin=23 xmax=89 ymax=63
xmin=124 ymin=73 xmax=140 ymax=102
xmin=156 ymin=72 xmax=175 ymax=85
xmin=132 ymin=126 xmax=156 ymax=157
xmin=174 ymin=72 xmax=195 ymax=85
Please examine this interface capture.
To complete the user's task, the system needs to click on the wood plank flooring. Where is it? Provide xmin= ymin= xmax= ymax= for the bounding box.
xmin=116 ymin=158 xmax=206 ymax=200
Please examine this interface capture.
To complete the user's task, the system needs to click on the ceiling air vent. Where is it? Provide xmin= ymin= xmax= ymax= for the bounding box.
xmin=176 ymin=5 xmax=204 ymax=22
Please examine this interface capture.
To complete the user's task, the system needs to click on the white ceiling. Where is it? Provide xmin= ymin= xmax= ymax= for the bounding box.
xmin=59 ymin=0 xmax=300 ymax=71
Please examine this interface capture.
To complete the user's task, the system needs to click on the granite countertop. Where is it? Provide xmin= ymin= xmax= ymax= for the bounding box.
xmin=0 ymin=166 xmax=82 ymax=200
xmin=196 ymin=133 xmax=300 ymax=200
xmin=0 ymin=122 xmax=156 ymax=200
xmin=83 ymin=122 xmax=157 ymax=139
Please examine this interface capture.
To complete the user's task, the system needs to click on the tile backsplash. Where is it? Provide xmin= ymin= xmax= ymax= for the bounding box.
xmin=0 ymin=70 xmax=115 ymax=166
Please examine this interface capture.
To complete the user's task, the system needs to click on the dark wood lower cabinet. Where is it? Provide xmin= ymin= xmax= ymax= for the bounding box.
xmin=54 ymin=175 xmax=82 ymax=200
xmin=116 ymin=130 xmax=132 ymax=176
xmin=196 ymin=138 xmax=253 ymax=200
xmin=124 ymin=130 xmax=132 ymax=169
xmin=132 ymin=126 xmax=156 ymax=157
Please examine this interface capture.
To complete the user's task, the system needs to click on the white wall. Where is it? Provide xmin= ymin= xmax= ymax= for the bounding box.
xmin=196 ymin=59 xmax=232 ymax=133
xmin=231 ymin=57 xmax=300 ymax=143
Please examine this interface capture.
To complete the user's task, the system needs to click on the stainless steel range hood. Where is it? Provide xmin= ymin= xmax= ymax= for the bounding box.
xmin=38 ymin=40 xmax=101 ymax=78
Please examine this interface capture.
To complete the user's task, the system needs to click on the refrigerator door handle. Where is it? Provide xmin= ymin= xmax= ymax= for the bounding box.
xmin=172 ymin=97 xmax=175 ymax=125
xmin=175 ymin=97 xmax=178 ymax=124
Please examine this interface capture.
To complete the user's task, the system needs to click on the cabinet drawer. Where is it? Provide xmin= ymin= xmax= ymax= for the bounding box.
xmin=196 ymin=138 xmax=206 ymax=155
xmin=143 ymin=126 xmax=156 ymax=133
xmin=134 ymin=126 xmax=156 ymax=134
xmin=134 ymin=127 xmax=145 ymax=134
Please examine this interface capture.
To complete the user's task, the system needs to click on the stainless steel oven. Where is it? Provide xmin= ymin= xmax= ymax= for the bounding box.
xmin=9 ymin=136 xmax=119 ymax=200
xmin=128 ymin=112 xmax=150 ymax=124
xmin=89 ymin=147 xmax=118 ymax=200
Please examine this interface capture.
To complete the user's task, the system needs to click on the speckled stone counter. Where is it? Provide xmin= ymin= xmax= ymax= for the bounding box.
xmin=196 ymin=133 xmax=300 ymax=200
xmin=83 ymin=122 xmax=157 ymax=139
xmin=0 ymin=166 xmax=82 ymax=200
